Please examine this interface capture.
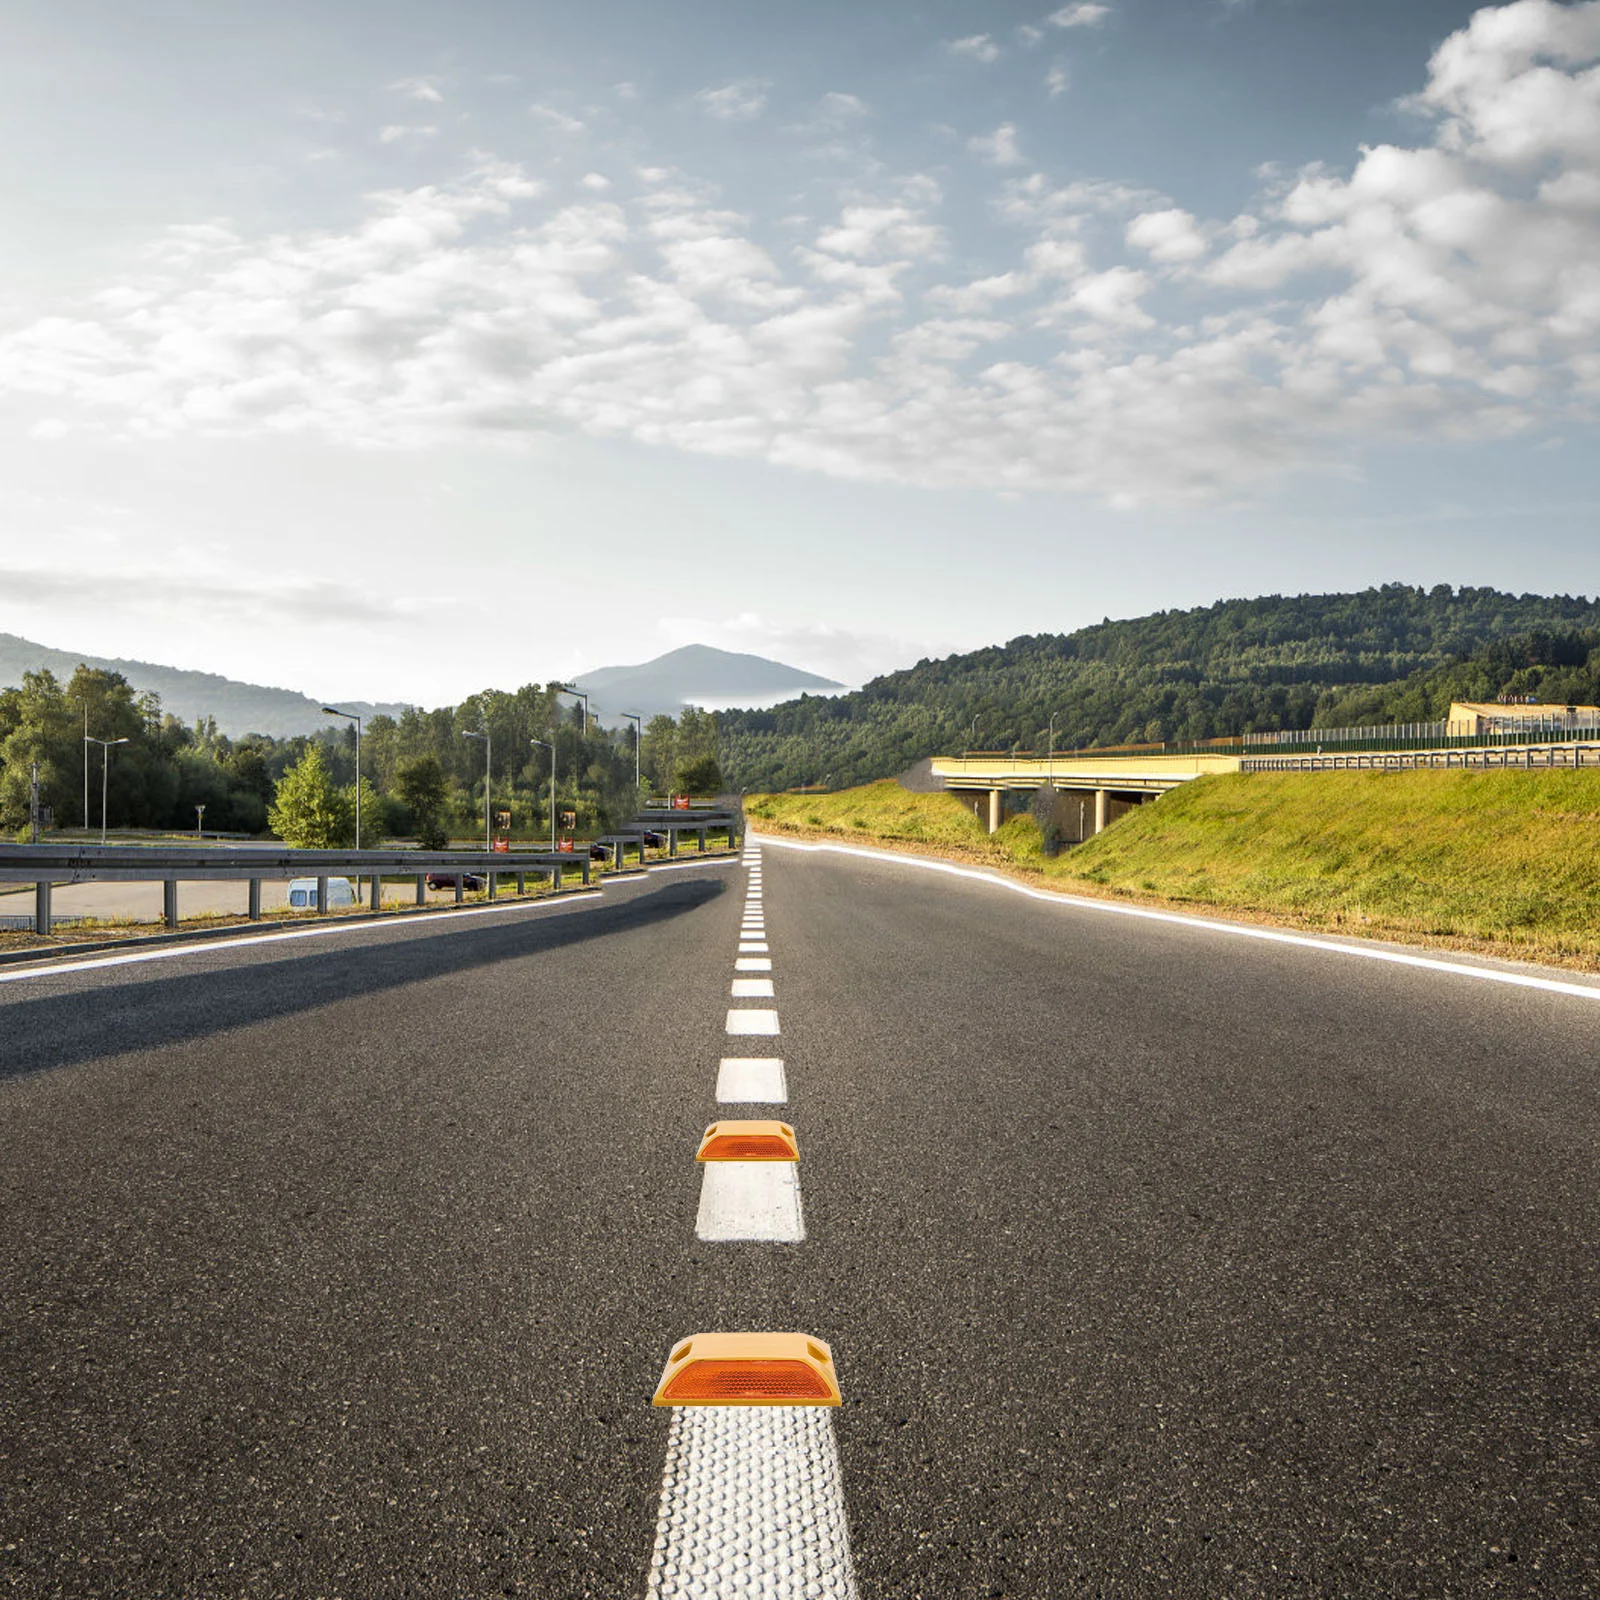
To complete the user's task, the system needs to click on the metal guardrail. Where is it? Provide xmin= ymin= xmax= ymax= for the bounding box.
xmin=1243 ymin=742 xmax=1600 ymax=774
xmin=0 ymin=810 xmax=744 ymax=936
xmin=0 ymin=845 xmax=593 ymax=935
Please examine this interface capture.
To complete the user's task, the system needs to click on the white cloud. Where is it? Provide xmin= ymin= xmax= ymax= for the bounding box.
xmin=695 ymin=81 xmax=768 ymax=120
xmin=947 ymin=34 xmax=1001 ymax=64
xmin=530 ymin=104 xmax=585 ymax=133
xmin=969 ymin=123 xmax=1025 ymax=167
xmin=379 ymin=124 xmax=437 ymax=144
xmin=4 ymin=3 xmax=1599 ymax=510
xmin=1049 ymin=3 xmax=1111 ymax=27
xmin=1046 ymin=63 xmax=1070 ymax=97
xmin=818 ymin=91 xmax=869 ymax=122
xmin=1126 ymin=207 xmax=1209 ymax=262
xmin=613 ymin=81 xmax=638 ymax=100
xmin=1019 ymin=24 xmax=1045 ymax=47
xmin=390 ymin=77 xmax=443 ymax=104
xmin=581 ymin=172 xmax=612 ymax=191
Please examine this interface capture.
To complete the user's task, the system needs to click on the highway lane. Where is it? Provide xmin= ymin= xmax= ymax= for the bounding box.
xmin=2 ymin=843 xmax=1599 ymax=1596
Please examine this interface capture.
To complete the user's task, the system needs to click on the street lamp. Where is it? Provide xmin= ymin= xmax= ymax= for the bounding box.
xmin=195 ymin=804 xmax=206 ymax=840
xmin=621 ymin=712 xmax=642 ymax=795
xmin=86 ymin=735 xmax=129 ymax=844
xmin=557 ymin=684 xmax=589 ymax=735
xmin=463 ymin=729 xmax=492 ymax=854
xmin=321 ymin=706 xmax=363 ymax=850
xmin=531 ymin=739 xmax=555 ymax=853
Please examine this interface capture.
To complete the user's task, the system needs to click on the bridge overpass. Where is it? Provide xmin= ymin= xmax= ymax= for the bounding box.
xmin=931 ymin=751 xmax=1242 ymax=837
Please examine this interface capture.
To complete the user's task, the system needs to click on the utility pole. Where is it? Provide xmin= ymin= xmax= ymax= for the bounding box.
xmin=30 ymin=761 xmax=40 ymax=845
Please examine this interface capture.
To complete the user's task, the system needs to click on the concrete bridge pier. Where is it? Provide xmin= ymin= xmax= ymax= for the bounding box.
xmin=1094 ymin=789 xmax=1109 ymax=836
xmin=988 ymin=790 xmax=1003 ymax=834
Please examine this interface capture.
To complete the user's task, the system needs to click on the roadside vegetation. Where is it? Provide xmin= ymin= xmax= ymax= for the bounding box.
xmin=748 ymin=771 xmax=1600 ymax=968
xmin=0 ymin=665 xmax=722 ymax=844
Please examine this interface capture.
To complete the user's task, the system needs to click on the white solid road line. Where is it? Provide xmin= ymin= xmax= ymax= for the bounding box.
xmin=726 ymin=1008 xmax=780 ymax=1035
xmin=755 ymin=832 xmax=1600 ymax=1006
xmin=0 ymin=890 xmax=607 ymax=987
xmin=645 ymin=1407 xmax=857 ymax=1600
xmin=716 ymin=1057 xmax=787 ymax=1102
xmin=735 ymin=957 xmax=773 ymax=971
xmin=731 ymin=977 xmax=776 ymax=998
xmin=695 ymin=1162 xmax=805 ymax=1242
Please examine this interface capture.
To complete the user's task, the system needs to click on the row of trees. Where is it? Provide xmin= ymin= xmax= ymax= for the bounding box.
xmin=0 ymin=666 xmax=725 ymax=842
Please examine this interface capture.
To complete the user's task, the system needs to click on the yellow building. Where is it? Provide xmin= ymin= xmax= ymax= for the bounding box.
xmin=1448 ymin=701 xmax=1600 ymax=735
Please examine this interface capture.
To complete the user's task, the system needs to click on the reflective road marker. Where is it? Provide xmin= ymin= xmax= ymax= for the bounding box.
xmin=716 ymin=1057 xmax=787 ymax=1103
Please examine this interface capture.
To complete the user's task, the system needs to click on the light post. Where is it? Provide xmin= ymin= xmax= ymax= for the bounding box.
xmin=195 ymin=803 xmax=206 ymax=840
xmin=531 ymin=739 xmax=555 ymax=853
xmin=463 ymin=729 xmax=492 ymax=854
xmin=1048 ymin=712 xmax=1060 ymax=792
xmin=321 ymin=706 xmax=363 ymax=850
xmin=86 ymin=735 xmax=129 ymax=844
xmin=81 ymin=701 xmax=89 ymax=834
xmin=621 ymin=712 xmax=642 ymax=795
xmin=557 ymin=684 xmax=589 ymax=735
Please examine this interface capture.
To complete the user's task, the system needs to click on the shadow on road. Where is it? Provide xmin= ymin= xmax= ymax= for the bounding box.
xmin=0 ymin=877 xmax=726 ymax=1084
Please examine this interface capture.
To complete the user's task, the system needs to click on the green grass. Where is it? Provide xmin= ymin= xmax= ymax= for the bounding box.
xmin=748 ymin=771 xmax=1600 ymax=967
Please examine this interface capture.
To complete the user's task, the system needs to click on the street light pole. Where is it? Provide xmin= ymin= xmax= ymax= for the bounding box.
xmin=86 ymin=736 xmax=129 ymax=845
xmin=531 ymin=739 xmax=555 ymax=853
xmin=82 ymin=702 xmax=89 ymax=834
xmin=195 ymin=804 xmax=206 ymax=840
xmin=557 ymin=684 xmax=589 ymax=735
xmin=321 ymin=706 xmax=363 ymax=850
xmin=621 ymin=712 xmax=642 ymax=795
xmin=463 ymin=729 xmax=492 ymax=854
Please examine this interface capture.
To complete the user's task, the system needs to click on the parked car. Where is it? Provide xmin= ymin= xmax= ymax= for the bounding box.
xmin=426 ymin=871 xmax=485 ymax=890
xmin=287 ymin=876 xmax=356 ymax=910
xmin=640 ymin=830 xmax=665 ymax=847
xmin=589 ymin=842 xmax=613 ymax=862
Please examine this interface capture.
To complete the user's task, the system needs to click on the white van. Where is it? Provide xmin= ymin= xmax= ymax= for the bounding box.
xmin=287 ymin=876 xmax=357 ymax=910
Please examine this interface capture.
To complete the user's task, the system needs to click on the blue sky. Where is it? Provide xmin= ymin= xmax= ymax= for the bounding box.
xmin=2 ymin=0 xmax=1597 ymax=704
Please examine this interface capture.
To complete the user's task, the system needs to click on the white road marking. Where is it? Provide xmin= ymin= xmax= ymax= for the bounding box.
xmin=754 ymin=832 xmax=1600 ymax=1005
xmin=738 ymin=941 xmax=770 ymax=953
xmin=645 ymin=1407 xmax=857 ymax=1599
xmin=731 ymin=977 xmax=776 ymax=998
xmin=695 ymin=1161 xmax=805 ymax=1241
xmin=735 ymin=957 xmax=773 ymax=971
xmin=0 ymin=890 xmax=607 ymax=986
xmin=716 ymin=1057 xmax=787 ymax=1102
xmin=727 ymin=1008 xmax=780 ymax=1035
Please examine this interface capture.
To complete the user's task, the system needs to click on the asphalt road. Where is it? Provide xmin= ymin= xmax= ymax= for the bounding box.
xmin=2 ymin=844 xmax=1599 ymax=1597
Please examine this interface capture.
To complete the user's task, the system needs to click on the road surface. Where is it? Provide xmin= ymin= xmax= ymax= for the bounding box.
xmin=2 ymin=842 xmax=1597 ymax=1596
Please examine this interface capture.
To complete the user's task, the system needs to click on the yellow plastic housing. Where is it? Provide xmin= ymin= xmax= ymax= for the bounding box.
xmin=652 ymin=1332 xmax=842 ymax=1407
xmin=696 ymin=1120 xmax=799 ymax=1162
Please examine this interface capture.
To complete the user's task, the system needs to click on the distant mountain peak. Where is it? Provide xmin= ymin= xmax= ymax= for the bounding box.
xmin=575 ymin=643 xmax=844 ymax=719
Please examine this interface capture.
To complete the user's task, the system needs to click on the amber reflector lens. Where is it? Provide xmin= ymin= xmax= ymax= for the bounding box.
xmin=696 ymin=1120 xmax=799 ymax=1162
xmin=662 ymin=1360 xmax=832 ymax=1403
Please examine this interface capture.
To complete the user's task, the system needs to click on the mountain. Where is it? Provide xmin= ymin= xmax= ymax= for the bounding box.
xmin=0 ymin=632 xmax=409 ymax=739
xmin=713 ymin=584 xmax=1600 ymax=791
xmin=574 ymin=644 xmax=844 ymax=720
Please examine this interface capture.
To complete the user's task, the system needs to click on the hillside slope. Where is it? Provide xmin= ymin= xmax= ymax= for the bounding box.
xmin=0 ymin=632 xmax=408 ymax=738
xmin=748 ymin=769 xmax=1600 ymax=967
xmin=718 ymin=585 xmax=1600 ymax=790
xmin=577 ymin=643 xmax=842 ymax=719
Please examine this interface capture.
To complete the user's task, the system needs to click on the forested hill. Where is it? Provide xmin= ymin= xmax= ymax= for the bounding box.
xmin=717 ymin=585 xmax=1600 ymax=791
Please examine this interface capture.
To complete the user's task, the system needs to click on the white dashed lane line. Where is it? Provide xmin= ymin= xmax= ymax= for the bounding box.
xmin=645 ymin=1408 xmax=857 ymax=1600
xmin=731 ymin=977 xmax=776 ymax=998
xmin=695 ymin=1162 xmax=805 ymax=1242
xmin=726 ymin=1008 xmax=780 ymax=1035
xmin=739 ymin=942 xmax=769 ymax=954
xmin=716 ymin=1057 xmax=787 ymax=1103
xmin=735 ymin=957 xmax=773 ymax=971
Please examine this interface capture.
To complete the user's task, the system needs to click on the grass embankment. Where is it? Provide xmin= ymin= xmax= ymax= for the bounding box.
xmin=747 ymin=772 xmax=1600 ymax=968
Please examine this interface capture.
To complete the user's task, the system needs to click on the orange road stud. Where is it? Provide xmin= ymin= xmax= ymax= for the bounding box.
xmin=652 ymin=1332 xmax=842 ymax=1406
xmin=696 ymin=1120 xmax=799 ymax=1162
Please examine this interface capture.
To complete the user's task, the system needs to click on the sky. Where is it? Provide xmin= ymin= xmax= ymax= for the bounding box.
xmin=1 ymin=0 xmax=1598 ymax=706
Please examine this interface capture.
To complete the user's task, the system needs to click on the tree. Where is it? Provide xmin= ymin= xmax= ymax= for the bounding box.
xmin=267 ymin=746 xmax=351 ymax=847
xmin=675 ymin=753 xmax=723 ymax=795
xmin=396 ymin=756 xmax=448 ymax=849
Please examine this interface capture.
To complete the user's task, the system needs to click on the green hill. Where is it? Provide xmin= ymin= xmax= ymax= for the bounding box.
xmin=717 ymin=585 xmax=1600 ymax=790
